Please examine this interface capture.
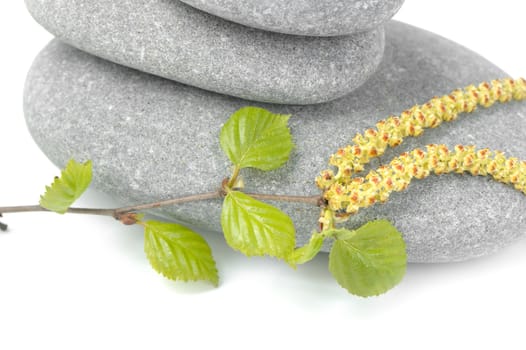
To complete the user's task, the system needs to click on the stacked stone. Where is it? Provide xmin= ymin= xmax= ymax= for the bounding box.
xmin=24 ymin=0 xmax=402 ymax=104
xmin=24 ymin=0 xmax=526 ymax=262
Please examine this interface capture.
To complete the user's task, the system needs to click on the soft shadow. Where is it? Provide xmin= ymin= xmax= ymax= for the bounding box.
xmin=161 ymin=278 xmax=218 ymax=295
xmin=406 ymin=234 xmax=526 ymax=292
xmin=72 ymin=188 xmax=526 ymax=312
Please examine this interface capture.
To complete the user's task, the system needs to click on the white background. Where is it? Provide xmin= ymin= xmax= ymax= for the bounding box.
xmin=1 ymin=1 xmax=525 ymax=349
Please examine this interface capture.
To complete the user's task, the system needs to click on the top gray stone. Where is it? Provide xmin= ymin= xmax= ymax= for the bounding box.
xmin=24 ymin=22 xmax=526 ymax=263
xmin=24 ymin=0 xmax=384 ymax=105
xmin=180 ymin=0 xmax=405 ymax=36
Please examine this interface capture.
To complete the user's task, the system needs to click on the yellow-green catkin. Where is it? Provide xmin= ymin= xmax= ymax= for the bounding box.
xmin=323 ymin=145 xmax=526 ymax=221
xmin=316 ymin=78 xmax=526 ymax=190
xmin=316 ymin=78 xmax=526 ymax=226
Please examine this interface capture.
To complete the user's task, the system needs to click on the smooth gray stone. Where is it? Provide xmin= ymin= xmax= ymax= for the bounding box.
xmin=24 ymin=0 xmax=384 ymax=105
xmin=24 ymin=22 xmax=526 ymax=263
xmin=179 ymin=0 xmax=405 ymax=36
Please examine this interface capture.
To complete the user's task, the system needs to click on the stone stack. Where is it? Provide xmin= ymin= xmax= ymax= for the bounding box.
xmin=24 ymin=0 xmax=526 ymax=262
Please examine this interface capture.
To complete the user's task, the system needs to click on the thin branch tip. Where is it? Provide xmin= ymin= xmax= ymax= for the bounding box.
xmin=0 ymin=216 xmax=7 ymax=232
xmin=0 ymin=190 xmax=320 ymax=221
xmin=246 ymin=193 xmax=321 ymax=205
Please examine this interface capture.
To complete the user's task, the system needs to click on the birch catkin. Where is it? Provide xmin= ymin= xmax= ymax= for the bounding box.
xmin=316 ymin=78 xmax=526 ymax=224
xmin=323 ymin=145 xmax=526 ymax=220
xmin=317 ymin=78 xmax=526 ymax=190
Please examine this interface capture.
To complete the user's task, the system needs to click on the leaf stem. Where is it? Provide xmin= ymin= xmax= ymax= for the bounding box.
xmin=227 ymin=166 xmax=241 ymax=189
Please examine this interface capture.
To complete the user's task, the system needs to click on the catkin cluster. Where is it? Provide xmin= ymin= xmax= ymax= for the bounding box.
xmin=317 ymin=78 xmax=526 ymax=190
xmin=316 ymin=78 xmax=526 ymax=223
xmin=324 ymin=145 xmax=526 ymax=220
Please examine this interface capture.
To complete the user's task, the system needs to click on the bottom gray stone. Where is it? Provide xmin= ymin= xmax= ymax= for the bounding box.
xmin=24 ymin=22 xmax=526 ymax=262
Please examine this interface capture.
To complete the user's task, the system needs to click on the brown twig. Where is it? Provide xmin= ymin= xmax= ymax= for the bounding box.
xmin=0 ymin=205 xmax=115 ymax=216
xmin=114 ymin=191 xmax=223 ymax=215
xmin=245 ymin=193 xmax=320 ymax=205
xmin=0 ymin=190 xmax=321 ymax=222
xmin=0 ymin=214 xmax=7 ymax=232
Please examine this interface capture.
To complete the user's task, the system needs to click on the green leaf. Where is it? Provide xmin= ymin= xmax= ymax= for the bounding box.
xmin=39 ymin=159 xmax=93 ymax=214
xmin=221 ymin=191 xmax=295 ymax=259
xmin=220 ymin=106 xmax=294 ymax=171
xmin=144 ymin=221 xmax=219 ymax=286
xmin=328 ymin=220 xmax=407 ymax=297
xmin=288 ymin=232 xmax=324 ymax=266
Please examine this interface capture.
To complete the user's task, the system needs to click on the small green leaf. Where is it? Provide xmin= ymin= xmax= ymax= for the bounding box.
xmin=221 ymin=191 xmax=295 ymax=259
xmin=328 ymin=220 xmax=407 ymax=297
xmin=144 ymin=221 xmax=219 ymax=286
xmin=39 ymin=159 xmax=92 ymax=214
xmin=288 ymin=232 xmax=324 ymax=266
xmin=220 ymin=106 xmax=294 ymax=171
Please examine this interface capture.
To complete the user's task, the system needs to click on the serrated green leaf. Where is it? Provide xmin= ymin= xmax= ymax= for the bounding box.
xmin=144 ymin=221 xmax=219 ymax=286
xmin=328 ymin=220 xmax=407 ymax=297
xmin=39 ymin=159 xmax=92 ymax=214
xmin=288 ymin=232 xmax=324 ymax=266
xmin=221 ymin=191 xmax=295 ymax=259
xmin=220 ymin=106 xmax=294 ymax=171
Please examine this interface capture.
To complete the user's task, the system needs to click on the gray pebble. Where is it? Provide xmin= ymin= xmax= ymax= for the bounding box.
xmin=24 ymin=22 xmax=526 ymax=263
xmin=24 ymin=0 xmax=384 ymax=105
xmin=180 ymin=0 xmax=404 ymax=36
